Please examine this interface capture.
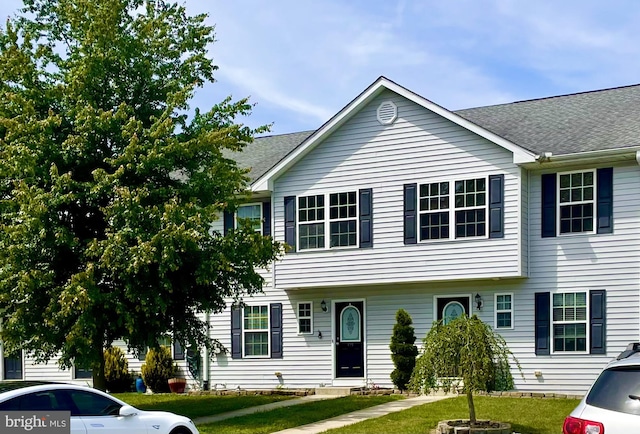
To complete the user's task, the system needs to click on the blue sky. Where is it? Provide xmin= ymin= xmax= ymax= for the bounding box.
xmin=3 ymin=1 xmax=640 ymax=135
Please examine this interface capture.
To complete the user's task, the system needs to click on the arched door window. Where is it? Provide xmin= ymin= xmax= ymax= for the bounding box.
xmin=340 ymin=305 xmax=361 ymax=342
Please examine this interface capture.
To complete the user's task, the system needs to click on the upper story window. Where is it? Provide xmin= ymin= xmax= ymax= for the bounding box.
xmin=541 ymin=168 xmax=612 ymax=238
xmin=237 ymin=203 xmax=263 ymax=234
xmin=298 ymin=191 xmax=357 ymax=250
xmin=284 ymin=189 xmax=372 ymax=253
xmin=418 ymin=177 xmax=487 ymax=241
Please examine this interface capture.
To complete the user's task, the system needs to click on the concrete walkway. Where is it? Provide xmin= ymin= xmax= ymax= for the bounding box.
xmin=193 ymin=393 xmax=452 ymax=432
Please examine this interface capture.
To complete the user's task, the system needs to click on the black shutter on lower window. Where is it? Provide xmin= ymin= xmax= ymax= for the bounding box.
xmin=404 ymin=184 xmax=417 ymax=244
xmin=284 ymin=196 xmax=296 ymax=252
xmin=359 ymin=188 xmax=373 ymax=248
xmin=534 ymin=292 xmax=551 ymax=355
xmin=489 ymin=174 xmax=504 ymax=238
xmin=270 ymin=303 xmax=283 ymax=359
xmin=541 ymin=174 xmax=557 ymax=238
xmin=597 ymin=168 xmax=613 ymax=234
xmin=590 ymin=290 xmax=606 ymax=355
xmin=262 ymin=201 xmax=271 ymax=236
xmin=231 ymin=306 xmax=242 ymax=359
xmin=224 ymin=211 xmax=234 ymax=236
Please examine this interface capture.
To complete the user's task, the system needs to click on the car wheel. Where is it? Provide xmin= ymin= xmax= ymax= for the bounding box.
xmin=169 ymin=427 xmax=192 ymax=434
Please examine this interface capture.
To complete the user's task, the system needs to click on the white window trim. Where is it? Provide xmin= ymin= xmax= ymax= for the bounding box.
xmin=551 ymin=291 xmax=589 ymax=355
xmin=297 ymin=191 xmax=360 ymax=251
xmin=1 ymin=348 xmax=24 ymax=380
xmin=242 ymin=304 xmax=270 ymax=359
xmin=297 ymin=301 xmax=314 ymax=335
xmin=494 ymin=292 xmax=514 ymax=330
xmin=556 ymin=169 xmax=596 ymax=236
xmin=418 ymin=176 xmax=489 ymax=242
xmin=236 ymin=203 xmax=263 ymax=235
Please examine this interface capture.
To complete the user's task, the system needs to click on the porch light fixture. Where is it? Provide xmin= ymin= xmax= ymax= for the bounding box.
xmin=475 ymin=293 xmax=483 ymax=310
xmin=320 ymin=299 xmax=328 ymax=312
xmin=317 ymin=330 xmax=323 ymax=339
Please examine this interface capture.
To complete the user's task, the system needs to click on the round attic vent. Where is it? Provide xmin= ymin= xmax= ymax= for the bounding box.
xmin=377 ymin=100 xmax=397 ymax=125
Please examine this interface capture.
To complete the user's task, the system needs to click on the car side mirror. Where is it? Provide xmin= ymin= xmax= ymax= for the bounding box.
xmin=119 ymin=405 xmax=138 ymax=417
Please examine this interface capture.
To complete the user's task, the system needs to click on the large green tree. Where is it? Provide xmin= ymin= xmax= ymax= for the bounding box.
xmin=0 ymin=0 xmax=281 ymax=390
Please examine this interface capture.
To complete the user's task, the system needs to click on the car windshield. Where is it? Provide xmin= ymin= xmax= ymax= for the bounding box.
xmin=586 ymin=367 xmax=640 ymax=415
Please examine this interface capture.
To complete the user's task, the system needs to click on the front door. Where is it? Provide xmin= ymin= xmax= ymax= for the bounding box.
xmin=436 ymin=296 xmax=470 ymax=324
xmin=335 ymin=301 xmax=364 ymax=378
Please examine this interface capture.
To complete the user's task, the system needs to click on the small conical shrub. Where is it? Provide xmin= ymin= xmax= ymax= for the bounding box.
xmin=141 ymin=346 xmax=178 ymax=393
xmin=104 ymin=346 xmax=133 ymax=392
xmin=390 ymin=309 xmax=418 ymax=391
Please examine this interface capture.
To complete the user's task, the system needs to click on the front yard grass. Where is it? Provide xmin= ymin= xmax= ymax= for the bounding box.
xmin=113 ymin=392 xmax=294 ymax=420
xmin=197 ymin=394 xmax=404 ymax=434
xmin=323 ymin=396 xmax=580 ymax=434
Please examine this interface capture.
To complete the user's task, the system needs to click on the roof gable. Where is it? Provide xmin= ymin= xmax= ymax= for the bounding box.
xmin=251 ymin=76 xmax=537 ymax=191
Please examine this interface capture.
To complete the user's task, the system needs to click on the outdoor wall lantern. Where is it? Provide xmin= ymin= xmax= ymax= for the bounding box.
xmin=320 ymin=299 xmax=328 ymax=312
xmin=317 ymin=330 xmax=323 ymax=339
xmin=475 ymin=293 xmax=483 ymax=310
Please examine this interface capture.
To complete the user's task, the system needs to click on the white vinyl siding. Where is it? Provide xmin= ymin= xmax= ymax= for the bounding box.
xmin=273 ymin=90 xmax=523 ymax=289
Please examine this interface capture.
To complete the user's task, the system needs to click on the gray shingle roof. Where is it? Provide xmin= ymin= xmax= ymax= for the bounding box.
xmin=240 ymin=84 xmax=640 ymax=183
xmin=227 ymin=130 xmax=314 ymax=182
xmin=455 ymin=84 xmax=640 ymax=156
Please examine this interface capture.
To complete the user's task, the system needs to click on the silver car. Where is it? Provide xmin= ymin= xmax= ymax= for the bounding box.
xmin=563 ymin=343 xmax=640 ymax=434
xmin=0 ymin=381 xmax=199 ymax=434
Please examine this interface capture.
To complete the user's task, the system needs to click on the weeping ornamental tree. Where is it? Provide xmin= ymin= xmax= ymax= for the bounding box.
xmin=0 ymin=0 xmax=281 ymax=391
xmin=409 ymin=315 xmax=522 ymax=425
xmin=389 ymin=308 xmax=418 ymax=391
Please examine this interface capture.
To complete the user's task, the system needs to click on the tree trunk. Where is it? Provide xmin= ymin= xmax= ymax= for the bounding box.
xmin=92 ymin=348 xmax=107 ymax=391
xmin=467 ymin=389 xmax=476 ymax=425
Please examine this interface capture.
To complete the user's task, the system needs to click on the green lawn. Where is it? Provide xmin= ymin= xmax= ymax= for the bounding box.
xmin=197 ymin=395 xmax=404 ymax=434
xmin=113 ymin=393 xmax=294 ymax=420
xmin=323 ymin=396 xmax=580 ymax=434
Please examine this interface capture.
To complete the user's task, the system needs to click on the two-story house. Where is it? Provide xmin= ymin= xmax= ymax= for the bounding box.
xmin=3 ymin=77 xmax=638 ymax=394
xmin=204 ymin=77 xmax=640 ymax=394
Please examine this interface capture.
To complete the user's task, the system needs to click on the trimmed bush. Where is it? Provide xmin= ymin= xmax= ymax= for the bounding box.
xmin=141 ymin=346 xmax=178 ymax=393
xmin=389 ymin=309 xmax=418 ymax=391
xmin=104 ymin=346 xmax=134 ymax=393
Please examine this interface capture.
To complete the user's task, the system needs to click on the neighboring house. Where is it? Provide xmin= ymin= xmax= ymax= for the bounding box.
xmin=3 ymin=77 xmax=639 ymax=394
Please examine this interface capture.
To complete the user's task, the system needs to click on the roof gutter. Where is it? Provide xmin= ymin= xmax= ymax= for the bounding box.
xmin=530 ymin=147 xmax=640 ymax=168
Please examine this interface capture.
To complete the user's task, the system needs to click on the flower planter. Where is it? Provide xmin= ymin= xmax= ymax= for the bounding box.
xmin=168 ymin=378 xmax=187 ymax=394
xmin=436 ymin=419 xmax=512 ymax=434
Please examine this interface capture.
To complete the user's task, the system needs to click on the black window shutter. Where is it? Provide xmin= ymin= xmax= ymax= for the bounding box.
xmin=223 ymin=211 xmax=234 ymax=236
xmin=597 ymin=168 xmax=613 ymax=234
xmin=284 ymin=196 xmax=296 ymax=252
xmin=359 ymin=188 xmax=373 ymax=248
xmin=270 ymin=303 xmax=283 ymax=359
xmin=173 ymin=340 xmax=185 ymax=360
xmin=541 ymin=174 xmax=556 ymax=238
xmin=489 ymin=174 xmax=504 ymax=238
xmin=404 ymin=184 xmax=417 ymax=244
xmin=231 ymin=306 xmax=242 ymax=359
xmin=590 ymin=290 xmax=606 ymax=355
xmin=262 ymin=201 xmax=271 ymax=236
xmin=534 ymin=292 xmax=550 ymax=355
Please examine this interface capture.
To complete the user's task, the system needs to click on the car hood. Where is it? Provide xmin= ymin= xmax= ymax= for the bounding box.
xmin=135 ymin=409 xmax=198 ymax=434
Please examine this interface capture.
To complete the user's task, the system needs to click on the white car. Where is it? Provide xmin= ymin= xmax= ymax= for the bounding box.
xmin=0 ymin=381 xmax=199 ymax=434
xmin=563 ymin=343 xmax=640 ymax=434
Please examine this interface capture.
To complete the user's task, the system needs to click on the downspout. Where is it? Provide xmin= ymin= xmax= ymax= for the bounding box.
xmin=202 ymin=311 xmax=210 ymax=390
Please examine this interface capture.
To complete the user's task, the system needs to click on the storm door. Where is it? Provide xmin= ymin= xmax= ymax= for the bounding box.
xmin=335 ymin=301 xmax=364 ymax=378
xmin=437 ymin=296 xmax=470 ymax=324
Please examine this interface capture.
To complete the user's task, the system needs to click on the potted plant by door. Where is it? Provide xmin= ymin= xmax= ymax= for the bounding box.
xmin=168 ymin=377 xmax=187 ymax=394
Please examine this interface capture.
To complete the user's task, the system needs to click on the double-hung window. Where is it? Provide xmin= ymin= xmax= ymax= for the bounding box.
xmin=237 ymin=203 xmax=263 ymax=234
xmin=494 ymin=293 xmax=513 ymax=329
xmin=552 ymin=292 xmax=587 ymax=352
xmin=418 ymin=177 xmax=486 ymax=241
xmin=298 ymin=191 xmax=357 ymax=250
xmin=243 ymin=305 xmax=269 ymax=357
xmin=297 ymin=302 xmax=313 ymax=334
xmin=558 ymin=171 xmax=594 ymax=234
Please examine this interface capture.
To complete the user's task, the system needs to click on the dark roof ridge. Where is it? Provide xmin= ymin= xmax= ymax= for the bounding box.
xmin=456 ymin=82 xmax=640 ymax=112
xmin=255 ymin=130 xmax=316 ymax=140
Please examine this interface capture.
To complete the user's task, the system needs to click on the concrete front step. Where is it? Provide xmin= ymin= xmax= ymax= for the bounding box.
xmin=314 ymin=386 xmax=355 ymax=396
